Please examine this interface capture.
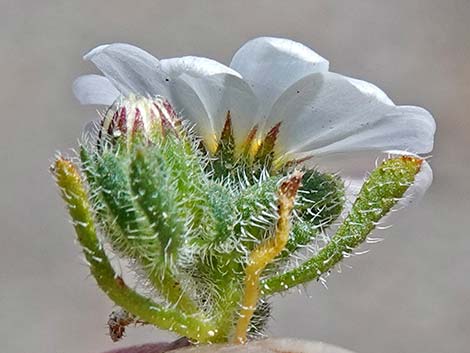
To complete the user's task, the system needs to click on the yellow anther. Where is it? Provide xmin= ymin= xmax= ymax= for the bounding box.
xmin=205 ymin=133 xmax=219 ymax=155
xmin=248 ymin=138 xmax=262 ymax=159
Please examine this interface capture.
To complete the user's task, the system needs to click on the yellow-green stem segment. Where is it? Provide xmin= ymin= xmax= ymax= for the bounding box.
xmin=234 ymin=171 xmax=303 ymax=344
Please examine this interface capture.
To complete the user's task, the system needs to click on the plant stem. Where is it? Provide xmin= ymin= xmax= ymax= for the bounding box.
xmin=234 ymin=172 xmax=302 ymax=344
xmin=261 ymin=156 xmax=423 ymax=295
xmin=53 ymin=158 xmax=219 ymax=342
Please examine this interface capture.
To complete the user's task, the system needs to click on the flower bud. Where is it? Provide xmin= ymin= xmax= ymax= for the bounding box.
xmin=99 ymin=95 xmax=181 ymax=145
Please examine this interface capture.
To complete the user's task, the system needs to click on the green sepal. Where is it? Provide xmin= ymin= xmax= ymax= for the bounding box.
xmin=94 ymin=150 xmax=157 ymax=257
xmin=296 ymin=169 xmax=345 ymax=227
xmin=210 ymin=113 xmax=237 ymax=181
xmin=206 ymin=182 xmax=236 ymax=244
xmin=283 ymin=220 xmax=320 ymax=256
xmin=235 ymin=176 xmax=280 ymax=245
xmin=160 ymin=136 xmax=209 ymax=232
xmin=129 ymin=148 xmax=184 ymax=258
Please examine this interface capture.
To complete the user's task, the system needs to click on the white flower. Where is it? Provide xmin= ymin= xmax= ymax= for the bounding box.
xmin=73 ymin=36 xmax=435 ymax=200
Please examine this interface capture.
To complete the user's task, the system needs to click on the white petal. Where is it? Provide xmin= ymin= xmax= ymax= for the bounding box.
xmin=161 ymin=56 xmax=256 ymax=146
xmin=230 ymin=37 xmax=329 ymax=120
xmin=344 ymin=76 xmax=394 ymax=105
xmin=172 ymin=73 xmax=259 ymax=152
xmin=161 ymin=56 xmax=241 ymax=79
xmin=84 ymin=43 xmax=171 ymax=97
xmin=170 ymin=75 xmax=217 ymax=151
xmin=73 ymin=74 xmax=120 ymax=105
xmin=309 ymin=106 xmax=436 ymax=155
xmin=268 ymin=72 xmax=396 ymax=157
xmin=160 ymin=56 xmax=257 ymax=151
xmin=306 ymin=150 xmax=382 ymax=180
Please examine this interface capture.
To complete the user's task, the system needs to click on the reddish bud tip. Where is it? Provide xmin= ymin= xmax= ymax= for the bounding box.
xmin=99 ymin=95 xmax=181 ymax=144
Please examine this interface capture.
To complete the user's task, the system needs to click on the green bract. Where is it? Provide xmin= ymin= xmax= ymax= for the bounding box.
xmin=53 ymin=97 xmax=424 ymax=344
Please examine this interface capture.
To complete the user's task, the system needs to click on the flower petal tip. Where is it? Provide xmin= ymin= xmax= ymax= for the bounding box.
xmin=83 ymin=44 xmax=111 ymax=60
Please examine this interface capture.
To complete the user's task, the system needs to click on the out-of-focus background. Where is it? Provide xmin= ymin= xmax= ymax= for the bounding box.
xmin=1 ymin=1 xmax=469 ymax=352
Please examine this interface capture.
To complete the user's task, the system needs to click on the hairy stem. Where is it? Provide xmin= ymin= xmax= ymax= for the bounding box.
xmin=53 ymin=158 xmax=219 ymax=342
xmin=234 ymin=171 xmax=302 ymax=344
xmin=261 ymin=156 xmax=423 ymax=295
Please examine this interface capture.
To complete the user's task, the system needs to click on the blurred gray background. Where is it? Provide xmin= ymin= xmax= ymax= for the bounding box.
xmin=1 ymin=1 xmax=469 ymax=352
